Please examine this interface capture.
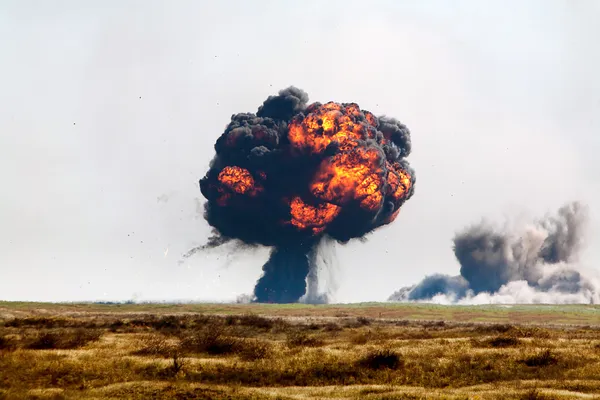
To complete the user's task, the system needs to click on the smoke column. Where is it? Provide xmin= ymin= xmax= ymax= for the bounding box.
xmin=389 ymin=202 xmax=600 ymax=304
xmin=301 ymin=236 xmax=340 ymax=304
xmin=191 ymin=87 xmax=416 ymax=303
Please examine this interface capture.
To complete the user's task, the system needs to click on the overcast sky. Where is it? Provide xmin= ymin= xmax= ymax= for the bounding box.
xmin=1 ymin=0 xmax=599 ymax=302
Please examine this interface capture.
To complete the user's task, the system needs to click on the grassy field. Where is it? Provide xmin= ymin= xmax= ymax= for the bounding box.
xmin=1 ymin=302 xmax=599 ymax=399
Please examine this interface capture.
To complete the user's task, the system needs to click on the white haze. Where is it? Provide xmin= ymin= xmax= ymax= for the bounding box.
xmin=1 ymin=1 xmax=599 ymax=302
xmin=389 ymin=203 xmax=600 ymax=304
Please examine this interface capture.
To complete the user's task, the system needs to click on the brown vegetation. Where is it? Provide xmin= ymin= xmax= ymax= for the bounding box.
xmin=0 ymin=304 xmax=599 ymax=399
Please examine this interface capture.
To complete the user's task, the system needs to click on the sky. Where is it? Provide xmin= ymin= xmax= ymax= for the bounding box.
xmin=1 ymin=0 xmax=599 ymax=303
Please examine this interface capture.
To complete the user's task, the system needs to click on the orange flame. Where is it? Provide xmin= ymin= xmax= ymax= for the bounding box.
xmin=310 ymin=147 xmax=384 ymax=212
xmin=218 ymin=166 xmax=255 ymax=194
xmin=289 ymin=196 xmax=340 ymax=234
xmin=385 ymin=161 xmax=412 ymax=203
xmin=211 ymin=102 xmax=413 ymax=234
xmin=288 ymin=102 xmax=377 ymax=153
xmin=216 ymin=166 xmax=261 ymax=206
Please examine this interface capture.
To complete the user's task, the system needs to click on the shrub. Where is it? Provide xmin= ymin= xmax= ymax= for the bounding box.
xmin=133 ymin=334 xmax=177 ymax=357
xmin=286 ymin=332 xmax=324 ymax=348
xmin=152 ymin=315 xmax=187 ymax=331
xmin=351 ymin=333 xmax=369 ymax=345
xmin=481 ymin=324 xmax=515 ymax=334
xmin=180 ymin=325 xmax=238 ymax=355
xmin=235 ymin=339 xmax=272 ymax=361
xmin=26 ymin=332 xmax=61 ymax=349
xmin=486 ymin=335 xmax=520 ymax=347
xmin=358 ymin=349 xmax=403 ymax=370
xmin=24 ymin=329 xmax=102 ymax=350
xmin=520 ymin=389 xmax=551 ymax=400
xmin=167 ymin=352 xmax=186 ymax=376
xmin=109 ymin=320 xmax=126 ymax=332
xmin=522 ymin=349 xmax=558 ymax=367
xmin=0 ymin=335 xmax=16 ymax=351
xmin=5 ymin=317 xmax=71 ymax=329
xmin=323 ymin=322 xmax=342 ymax=332
xmin=236 ymin=314 xmax=274 ymax=330
xmin=474 ymin=335 xmax=520 ymax=348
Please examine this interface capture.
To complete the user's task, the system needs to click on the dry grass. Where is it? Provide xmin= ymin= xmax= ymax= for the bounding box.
xmin=0 ymin=305 xmax=600 ymax=399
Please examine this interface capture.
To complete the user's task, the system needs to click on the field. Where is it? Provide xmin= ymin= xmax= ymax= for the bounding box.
xmin=1 ymin=302 xmax=599 ymax=399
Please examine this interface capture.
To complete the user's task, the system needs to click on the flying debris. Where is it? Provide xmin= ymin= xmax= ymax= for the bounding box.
xmin=192 ymin=87 xmax=416 ymax=303
xmin=389 ymin=202 xmax=600 ymax=304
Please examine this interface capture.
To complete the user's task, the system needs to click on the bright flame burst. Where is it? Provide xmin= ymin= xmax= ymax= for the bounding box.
xmin=288 ymin=102 xmax=378 ymax=153
xmin=218 ymin=166 xmax=255 ymax=194
xmin=289 ymin=197 xmax=341 ymax=234
xmin=216 ymin=166 xmax=262 ymax=206
xmin=310 ymin=147 xmax=384 ymax=211
xmin=211 ymin=102 xmax=413 ymax=234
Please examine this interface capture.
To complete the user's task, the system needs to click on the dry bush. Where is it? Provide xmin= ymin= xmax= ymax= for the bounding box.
xmin=1 ymin=306 xmax=599 ymax=397
xmin=183 ymin=355 xmax=360 ymax=386
xmin=179 ymin=325 xmax=238 ymax=355
xmin=108 ymin=319 xmax=126 ymax=332
xmin=0 ymin=334 xmax=16 ymax=351
xmin=358 ymin=387 xmax=395 ymax=395
xmin=286 ymin=331 xmax=324 ymax=348
xmin=305 ymin=323 xmax=321 ymax=331
xmin=165 ymin=352 xmax=186 ymax=377
xmin=0 ymin=350 xmax=143 ymax=390
xmin=473 ymin=324 xmax=515 ymax=334
xmin=474 ymin=335 xmax=520 ymax=348
xmin=358 ymin=349 xmax=403 ymax=370
xmin=522 ymin=349 xmax=559 ymax=367
xmin=133 ymin=334 xmax=179 ymax=357
xmin=76 ymin=383 xmax=260 ymax=400
xmin=344 ymin=316 xmax=372 ymax=328
xmin=235 ymin=338 xmax=273 ymax=361
xmin=234 ymin=314 xmax=275 ymax=330
xmin=24 ymin=328 xmax=102 ymax=350
xmin=423 ymin=320 xmax=446 ymax=329
xmin=4 ymin=317 xmax=84 ymax=329
xmin=393 ymin=328 xmax=433 ymax=340
xmin=519 ymin=389 xmax=552 ymax=400
xmin=323 ymin=322 xmax=342 ymax=332
xmin=221 ymin=314 xmax=290 ymax=339
xmin=515 ymin=327 xmax=554 ymax=339
xmin=25 ymin=332 xmax=62 ymax=350
xmin=58 ymin=328 xmax=102 ymax=349
xmin=151 ymin=315 xmax=188 ymax=332
xmin=351 ymin=332 xmax=370 ymax=345
xmin=106 ymin=315 xmax=192 ymax=333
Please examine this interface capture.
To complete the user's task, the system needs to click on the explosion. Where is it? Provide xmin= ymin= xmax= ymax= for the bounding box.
xmin=196 ymin=87 xmax=416 ymax=303
xmin=389 ymin=202 xmax=600 ymax=305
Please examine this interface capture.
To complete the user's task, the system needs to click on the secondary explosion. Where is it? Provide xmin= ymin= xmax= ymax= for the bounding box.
xmin=389 ymin=202 xmax=600 ymax=304
xmin=196 ymin=87 xmax=415 ymax=303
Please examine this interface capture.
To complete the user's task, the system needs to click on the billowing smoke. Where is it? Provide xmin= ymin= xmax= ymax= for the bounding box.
xmin=300 ymin=236 xmax=341 ymax=304
xmin=389 ymin=202 xmax=600 ymax=304
xmin=189 ymin=87 xmax=416 ymax=303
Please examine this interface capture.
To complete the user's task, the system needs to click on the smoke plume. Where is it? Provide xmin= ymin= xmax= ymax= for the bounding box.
xmin=389 ymin=202 xmax=600 ymax=304
xmin=191 ymin=87 xmax=416 ymax=303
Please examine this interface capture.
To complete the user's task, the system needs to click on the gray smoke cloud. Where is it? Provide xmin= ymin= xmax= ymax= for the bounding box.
xmin=389 ymin=202 xmax=600 ymax=304
xmin=230 ymin=236 xmax=340 ymax=305
xmin=300 ymin=236 xmax=340 ymax=304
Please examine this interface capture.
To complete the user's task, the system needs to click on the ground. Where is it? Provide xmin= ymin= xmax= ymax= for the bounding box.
xmin=0 ymin=302 xmax=599 ymax=399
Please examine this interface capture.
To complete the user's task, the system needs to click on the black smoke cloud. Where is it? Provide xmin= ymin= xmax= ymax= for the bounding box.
xmin=190 ymin=87 xmax=416 ymax=303
xmin=389 ymin=202 xmax=600 ymax=304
